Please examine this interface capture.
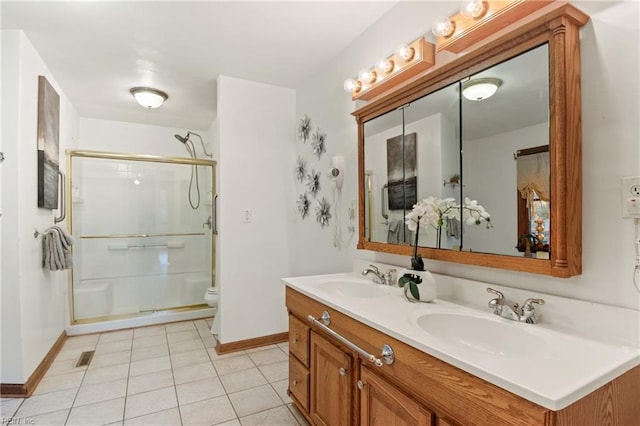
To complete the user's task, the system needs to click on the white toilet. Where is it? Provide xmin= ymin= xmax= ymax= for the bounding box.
xmin=204 ymin=287 xmax=220 ymax=335
xmin=204 ymin=287 xmax=219 ymax=310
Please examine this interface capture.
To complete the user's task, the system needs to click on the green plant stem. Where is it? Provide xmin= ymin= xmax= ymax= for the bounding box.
xmin=413 ymin=220 xmax=420 ymax=260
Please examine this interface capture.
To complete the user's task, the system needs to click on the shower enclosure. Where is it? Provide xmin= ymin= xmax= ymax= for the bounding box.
xmin=67 ymin=150 xmax=216 ymax=324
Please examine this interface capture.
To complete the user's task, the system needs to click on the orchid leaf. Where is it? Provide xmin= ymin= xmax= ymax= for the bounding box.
xmin=409 ymin=282 xmax=420 ymax=300
xmin=398 ymin=275 xmax=412 ymax=288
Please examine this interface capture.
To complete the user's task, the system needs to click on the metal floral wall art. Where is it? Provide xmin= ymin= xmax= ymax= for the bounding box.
xmin=297 ymin=193 xmax=310 ymax=219
xmin=315 ymin=197 xmax=331 ymax=228
xmin=298 ymin=115 xmax=312 ymax=143
xmin=311 ymin=128 xmax=326 ymax=159
xmin=306 ymin=169 xmax=321 ymax=197
xmin=295 ymin=157 xmax=306 ymax=183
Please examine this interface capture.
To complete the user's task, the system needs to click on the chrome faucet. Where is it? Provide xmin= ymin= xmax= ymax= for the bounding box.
xmin=486 ymin=288 xmax=545 ymax=324
xmin=362 ymin=265 xmax=396 ymax=286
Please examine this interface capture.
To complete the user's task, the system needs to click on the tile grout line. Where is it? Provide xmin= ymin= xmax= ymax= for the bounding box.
xmin=166 ymin=323 xmax=184 ymax=426
xmin=120 ymin=330 xmax=136 ymax=426
xmin=63 ymin=335 xmax=101 ymax=425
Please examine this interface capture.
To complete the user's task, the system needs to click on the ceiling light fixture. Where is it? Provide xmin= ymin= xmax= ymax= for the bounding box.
xmin=130 ymin=87 xmax=168 ymax=109
xmin=462 ymin=77 xmax=502 ymax=101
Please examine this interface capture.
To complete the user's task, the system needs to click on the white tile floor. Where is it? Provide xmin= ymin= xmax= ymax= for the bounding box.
xmin=1 ymin=319 xmax=309 ymax=426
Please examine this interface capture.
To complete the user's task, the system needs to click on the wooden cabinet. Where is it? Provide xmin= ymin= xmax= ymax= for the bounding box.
xmin=359 ymin=366 xmax=433 ymax=426
xmin=310 ymin=331 xmax=353 ymax=426
xmin=286 ymin=287 xmax=640 ymax=426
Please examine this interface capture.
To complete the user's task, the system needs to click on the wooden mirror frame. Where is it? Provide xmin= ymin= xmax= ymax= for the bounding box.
xmin=354 ymin=3 xmax=589 ymax=278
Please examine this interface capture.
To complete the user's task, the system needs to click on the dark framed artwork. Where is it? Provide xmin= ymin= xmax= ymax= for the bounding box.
xmin=386 ymin=132 xmax=417 ymax=210
xmin=37 ymin=75 xmax=60 ymax=209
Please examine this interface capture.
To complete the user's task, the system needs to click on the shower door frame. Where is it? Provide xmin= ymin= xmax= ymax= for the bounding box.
xmin=66 ymin=149 xmax=217 ymax=325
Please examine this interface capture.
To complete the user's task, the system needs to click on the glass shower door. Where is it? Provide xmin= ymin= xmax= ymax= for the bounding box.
xmin=69 ymin=152 xmax=216 ymax=322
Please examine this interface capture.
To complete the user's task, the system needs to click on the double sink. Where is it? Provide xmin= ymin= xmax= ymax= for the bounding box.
xmin=286 ymin=272 xmax=639 ymax=410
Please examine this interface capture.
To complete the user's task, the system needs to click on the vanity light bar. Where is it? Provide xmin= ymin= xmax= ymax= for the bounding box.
xmin=346 ymin=37 xmax=435 ymax=102
xmin=435 ymin=0 xmax=554 ymax=53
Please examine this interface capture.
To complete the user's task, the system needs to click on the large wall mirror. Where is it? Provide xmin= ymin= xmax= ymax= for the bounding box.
xmin=355 ymin=4 xmax=588 ymax=277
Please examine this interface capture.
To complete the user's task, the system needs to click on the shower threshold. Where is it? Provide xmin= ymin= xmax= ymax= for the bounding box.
xmin=67 ymin=304 xmax=214 ymax=336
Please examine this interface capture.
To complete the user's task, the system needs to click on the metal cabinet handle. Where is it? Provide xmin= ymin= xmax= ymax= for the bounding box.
xmin=292 ymin=379 xmax=299 ymax=386
xmin=292 ymin=336 xmax=299 ymax=344
xmin=339 ymin=367 xmax=347 ymax=376
xmin=357 ymin=380 xmax=364 ymax=390
xmin=308 ymin=311 xmax=394 ymax=367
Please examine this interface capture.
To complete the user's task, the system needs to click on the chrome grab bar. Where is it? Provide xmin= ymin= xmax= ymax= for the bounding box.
xmin=54 ymin=170 xmax=66 ymax=224
xmin=308 ymin=311 xmax=394 ymax=367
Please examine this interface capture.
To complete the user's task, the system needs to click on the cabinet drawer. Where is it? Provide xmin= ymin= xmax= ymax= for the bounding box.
xmin=289 ymin=314 xmax=310 ymax=366
xmin=289 ymin=356 xmax=310 ymax=411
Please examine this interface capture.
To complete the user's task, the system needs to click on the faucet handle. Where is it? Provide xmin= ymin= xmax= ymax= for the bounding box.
xmin=486 ymin=287 xmax=505 ymax=310
xmin=383 ymin=268 xmax=396 ymax=286
xmin=368 ymin=264 xmax=380 ymax=274
xmin=522 ymin=298 xmax=545 ymax=311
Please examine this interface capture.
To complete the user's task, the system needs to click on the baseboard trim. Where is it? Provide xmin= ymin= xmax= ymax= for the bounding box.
xmin=215 ymin=332 xmax=288 ymax=355
xmin=0 ymin=331 xmax=67 ymax=398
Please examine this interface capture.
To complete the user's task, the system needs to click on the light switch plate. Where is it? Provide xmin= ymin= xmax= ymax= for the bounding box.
xmin=622 ymin=177 xmax=640 ymax=218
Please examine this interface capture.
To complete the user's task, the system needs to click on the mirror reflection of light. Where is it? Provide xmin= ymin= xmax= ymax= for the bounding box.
xmin=133 ymin=179 xmax=141 ymax=185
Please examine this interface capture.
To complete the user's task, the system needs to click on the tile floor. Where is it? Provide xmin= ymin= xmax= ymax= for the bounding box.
xmin=1 ymin=319 xmax=309 ymax=426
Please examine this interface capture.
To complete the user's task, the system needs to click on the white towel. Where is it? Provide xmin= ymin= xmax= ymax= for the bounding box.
xmin=42 ymin=225 xmax=74 ymax=271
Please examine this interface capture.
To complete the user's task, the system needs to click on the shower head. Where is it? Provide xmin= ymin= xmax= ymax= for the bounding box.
xmin=174 ymin=133 xmax=189 ymax=144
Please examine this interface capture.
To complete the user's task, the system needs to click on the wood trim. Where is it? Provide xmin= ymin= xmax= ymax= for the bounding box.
xmin=437 ymin=0 xmax=555 ymax=53
xmin=0 ymin=331 xmax=67 ymax=398
xmin=215 ymin=332 xmax=288 ymax=355
xmin=353 ymin=38 xmax=435 ymax=101
xmin=356 ymin=3 xmax=588 ymax=278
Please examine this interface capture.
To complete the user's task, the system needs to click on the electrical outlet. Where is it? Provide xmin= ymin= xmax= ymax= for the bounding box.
xmin=622 ymin=177 xmax=640 ymax=218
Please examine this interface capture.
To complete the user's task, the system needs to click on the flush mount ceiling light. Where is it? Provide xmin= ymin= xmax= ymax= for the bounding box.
xmin=462 ymin=77 xmax=502 ymax=101
xmin=130 ymin=87 xmax=168 ymax=109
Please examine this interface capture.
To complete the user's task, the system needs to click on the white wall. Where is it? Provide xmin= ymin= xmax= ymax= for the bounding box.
xmin=216 ymin=76 xmax=295 ymax=343
xmin=1 ymin=30 xmax=79 ymax=383
xmin=295 ymin=1 xmax=640 ymax=311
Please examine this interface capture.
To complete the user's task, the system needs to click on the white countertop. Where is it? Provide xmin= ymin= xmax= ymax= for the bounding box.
xmin=283 ymin=272 xmax=640 ymax=411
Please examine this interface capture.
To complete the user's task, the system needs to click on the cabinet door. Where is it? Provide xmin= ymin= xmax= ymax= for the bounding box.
xmin=310 ymin=331 xmax=353 ymax=426
xmin=360 ymin=366 xmax=433 ymax=426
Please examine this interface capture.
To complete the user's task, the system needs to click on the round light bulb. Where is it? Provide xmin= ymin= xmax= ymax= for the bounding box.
xmin=431 ymin=17 xmax=455 ymax=38
xmin=358 ymin=68 xmax=377 ymax=84
xmin=376 ymin=58 xmax=394 ymax=75
xmin=394 ymin=45 xmax=415 ymax=62
xmin=343 ymin=78 xmax=362 ymax=93
xmin=460 ymin=0 xmax=487 ymax=19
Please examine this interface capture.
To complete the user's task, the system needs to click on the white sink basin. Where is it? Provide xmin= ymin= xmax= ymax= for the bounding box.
xmin=415 ymin=312 xmax=555 ymax=358
xmin=316 ymin=278 xmax=391 ymax=299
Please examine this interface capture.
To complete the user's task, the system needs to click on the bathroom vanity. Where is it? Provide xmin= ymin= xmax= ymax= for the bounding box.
xmin=284 ymin=273 xmax=640 ymax=426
